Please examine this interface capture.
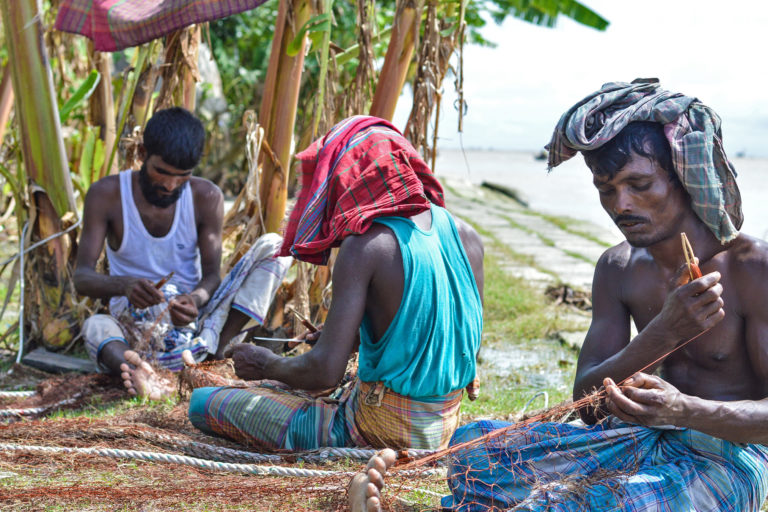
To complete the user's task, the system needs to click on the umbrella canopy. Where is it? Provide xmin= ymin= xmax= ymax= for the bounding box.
xmin=55 ymin=0 xmax=270 ymax=52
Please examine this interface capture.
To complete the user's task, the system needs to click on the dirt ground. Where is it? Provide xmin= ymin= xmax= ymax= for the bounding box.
xmin=0 ymin=366 xmax=439 ymax=511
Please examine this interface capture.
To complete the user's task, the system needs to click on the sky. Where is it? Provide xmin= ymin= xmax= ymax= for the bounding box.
xmin=394 ymin=1 xmax=768 ymax=157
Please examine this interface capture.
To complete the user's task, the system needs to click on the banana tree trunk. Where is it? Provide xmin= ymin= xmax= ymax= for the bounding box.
xmin=368 ymin=0 xmax=423 ymax=121
xmin=0 ymin=62 xmax=13 ymax=144
xmin=404 ymin=0 xmax=463 ymax=161
xmin=87 ymin=44 xmax=118 ymax=177
xmin=1 ymin=0 xmax=80 ymax=350
xmin=1 ymin=0 xmax=76 ymax=216
xmin=258 ymin=0 xmax=312 ymax=234
xmin=182 ymin=24 xmax=200 ymax=111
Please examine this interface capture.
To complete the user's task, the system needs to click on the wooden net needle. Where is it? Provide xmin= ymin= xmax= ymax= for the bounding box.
xmin=154 ymin=271 xmax=175 ymax=289
xmin=680 ymin=233 xmax=697 ymax=281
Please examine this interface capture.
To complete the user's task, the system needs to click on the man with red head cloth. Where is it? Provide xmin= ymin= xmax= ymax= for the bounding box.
xmin=188 ymin=116 xmax=484 ymax=452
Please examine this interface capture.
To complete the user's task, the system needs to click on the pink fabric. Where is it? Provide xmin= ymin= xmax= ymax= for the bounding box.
xmin=55 ymin=0 xmax=269 ymax=51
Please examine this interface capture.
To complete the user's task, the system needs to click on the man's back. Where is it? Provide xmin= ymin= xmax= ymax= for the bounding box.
xmin=354 ymin=208 xmax=483 ymax=343
xmin=344 ymin=205 xmax=483 ymax=398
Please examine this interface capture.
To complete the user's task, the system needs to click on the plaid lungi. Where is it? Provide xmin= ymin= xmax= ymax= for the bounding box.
xmin=188 ymin=379 xmax=464 ymax=450
xmin=546 ymin=78 xmax=743 ymax=244
xmin=55 ymin=0 xmax=270 ymax=52
xmin=442 ymin=419 xmax=768 ymax=511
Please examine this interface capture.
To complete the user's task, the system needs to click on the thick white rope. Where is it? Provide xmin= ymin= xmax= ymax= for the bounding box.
xmin=0 ymin=396 xmax=79 ymax=418
xmin=0 ymin=443 xmax=343 ymax=477
xmin=0 ymin=441 xmax=445 ymax=478
xmin=138 ymin=430 xmax=438 ymax=465
xmin=0 ymin=391 xmax=36 ymax=398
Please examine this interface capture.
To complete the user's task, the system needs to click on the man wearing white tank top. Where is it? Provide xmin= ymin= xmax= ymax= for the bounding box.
xmin=74 ymin=108 xmax=291 ymax=400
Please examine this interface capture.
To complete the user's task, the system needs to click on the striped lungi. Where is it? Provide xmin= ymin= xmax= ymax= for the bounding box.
xmin=188 ymin=379 xmax=463 ymax=451
xmin=441 ymin=418 xmax=768 ymax=511
xmin=83 ymin=233 xmax=291 ymax=371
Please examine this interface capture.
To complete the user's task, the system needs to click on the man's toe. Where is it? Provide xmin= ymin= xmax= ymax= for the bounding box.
xmin=366 ymin=494 xmax=381 ymax=512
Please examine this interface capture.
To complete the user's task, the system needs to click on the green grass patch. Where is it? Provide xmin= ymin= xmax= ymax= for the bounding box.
xmin=456 ymin=245 xmax=581 ymax=421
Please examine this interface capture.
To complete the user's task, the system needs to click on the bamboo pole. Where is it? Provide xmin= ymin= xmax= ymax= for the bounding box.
xmin=368 ymin=0 xmax=423 ymax=121
xmin=258 ymin=0 xmax=312 ymax=234
xmin=0 ymin=0 xmax=76 ymax=217
xmin=0 ymin=62 xmax=13 ymax=144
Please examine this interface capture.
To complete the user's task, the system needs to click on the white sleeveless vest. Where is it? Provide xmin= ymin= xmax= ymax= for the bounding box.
xmin=107 ymin=170 xmax=201 ymax=302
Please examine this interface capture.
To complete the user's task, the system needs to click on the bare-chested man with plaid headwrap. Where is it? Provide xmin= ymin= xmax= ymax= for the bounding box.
xmin=350 ymin=79 xmax=768 ymax=512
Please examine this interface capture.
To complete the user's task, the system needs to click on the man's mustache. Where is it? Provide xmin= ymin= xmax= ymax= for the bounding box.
xmin=613 ymin=214 xmax=650 ymax=225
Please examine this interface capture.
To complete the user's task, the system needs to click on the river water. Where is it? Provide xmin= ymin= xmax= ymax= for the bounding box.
xmin=435 ymin=149 xmax=768 ymax=242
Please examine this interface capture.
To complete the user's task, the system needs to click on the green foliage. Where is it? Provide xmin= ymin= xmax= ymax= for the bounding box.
xmin=287 ymin=13 xmax=332 ymax=57
xmin=59 ymin=70 xmax=101 ymax=123
xmin=466 ymin=0 xmax=609 ymax=46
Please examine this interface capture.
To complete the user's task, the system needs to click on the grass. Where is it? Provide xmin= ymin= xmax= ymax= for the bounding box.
xmin=459 ymin=250 xmax=579 ymax=420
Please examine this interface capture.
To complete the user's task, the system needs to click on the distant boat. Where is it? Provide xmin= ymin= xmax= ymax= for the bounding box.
xmin=534 ymin=149 xmax=548 ymax=161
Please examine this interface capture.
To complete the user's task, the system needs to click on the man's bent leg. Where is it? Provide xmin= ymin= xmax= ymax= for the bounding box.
xmin=188 ymin=384 xmax=350 ymax=450
xmin=197 ymin=233 xmax=292 ymax=357
xmin=82 ymin=314 xmax=130 ymax=374
xmin=82 ymin=315 xmax=174 ymax=400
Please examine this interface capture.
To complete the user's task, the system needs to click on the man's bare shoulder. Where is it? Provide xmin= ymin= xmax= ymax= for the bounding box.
xmin=84 ymin=174 xmax=121 ymax=210
xmin=339 ymin=223 xmax=398 ymax=261
xmin=86 ymin=174 xmax=121 ymax=195
xmin=727 ymin=233 xmax=768 ymax=288
xmin=596 ymin=241 xmax=633 ymax=272
xmin=450 ymin=214 xmax=483 ymax=266
xmin=189 ymin=177 xmax=223 ymax=201
xmin=189 ymin=177 xmax=224 ymax=215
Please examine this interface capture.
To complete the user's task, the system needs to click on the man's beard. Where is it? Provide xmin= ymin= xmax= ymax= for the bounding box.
xmin=138 ymin=163 xmax=185 ymax=208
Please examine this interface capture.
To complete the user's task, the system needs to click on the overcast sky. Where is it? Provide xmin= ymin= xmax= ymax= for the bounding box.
xmin=395 ymin=0 xmax=768 ymax=157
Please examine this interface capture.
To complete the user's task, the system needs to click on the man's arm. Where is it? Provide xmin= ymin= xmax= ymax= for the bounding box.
xmin=605 ymin=242 xmax=768 ymax=444
xmin=454 ymin=217 xmax=484 ymax=302
xmin=574 ymin=247 xmax=725 ymax=423
xmin=74 ymin=178 xmax=164 ymax=307
xmin=232 ymin=233 xmax=375 ymax=390
xmin=168 ymin=180 xmax=223 ymax=325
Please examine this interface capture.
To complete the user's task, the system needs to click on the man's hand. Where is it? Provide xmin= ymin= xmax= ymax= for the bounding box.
xmin=169 ymin=294 xmax=198 ymax=326
xmin=124 ymin=278 xmax=165 ymax=309
xmin=232 ymin=343 xmax=279 ymax=381
xmin=658 ymin=267 xmax=725 ymax=344
xmin=604 ymin=373 xmax=687 ymax=427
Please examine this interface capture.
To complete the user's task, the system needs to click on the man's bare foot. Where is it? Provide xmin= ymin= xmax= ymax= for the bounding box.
xmin=348 ymin=448 xmax=397 ymax=512
xmin=181 ymin=349 xmax=197 ymax=367
xmin=119 ymin=350 xmax=174 ymax=400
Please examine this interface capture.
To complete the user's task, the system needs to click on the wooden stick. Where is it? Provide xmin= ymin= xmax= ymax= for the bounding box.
xmin=680 ymin=233 xmax=701 ymax=281
xmin=154 ymin=271 xmax=174 ymax=289
xmin=286 ymin=305 xmax=318 ymax=333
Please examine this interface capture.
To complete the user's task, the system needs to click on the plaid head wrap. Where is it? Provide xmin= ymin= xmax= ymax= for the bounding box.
xmin=55 ymin=0 xmax=269 ymax=52
xmin=547 ymin=78 xmax=743 ymax=244
xmin=279 ymin=116 xmax=445 ymax=264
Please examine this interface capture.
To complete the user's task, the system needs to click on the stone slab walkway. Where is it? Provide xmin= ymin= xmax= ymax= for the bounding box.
xmin=443 ymin=178 xmax=624 ymax=350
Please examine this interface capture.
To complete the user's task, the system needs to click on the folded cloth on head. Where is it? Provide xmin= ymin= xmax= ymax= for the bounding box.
xmin=279 ymin=116 xmax=445 ymax=264
xmin=547 ymin=78 xmax=743 ymax=244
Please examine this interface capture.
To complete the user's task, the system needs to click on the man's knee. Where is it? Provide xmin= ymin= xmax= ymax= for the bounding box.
xmin=82 ymin=314 xmax=128 ymax=370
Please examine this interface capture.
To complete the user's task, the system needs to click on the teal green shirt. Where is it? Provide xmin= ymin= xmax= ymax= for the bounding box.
xmin=358 ymin=204 xmax=483 ymax=399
